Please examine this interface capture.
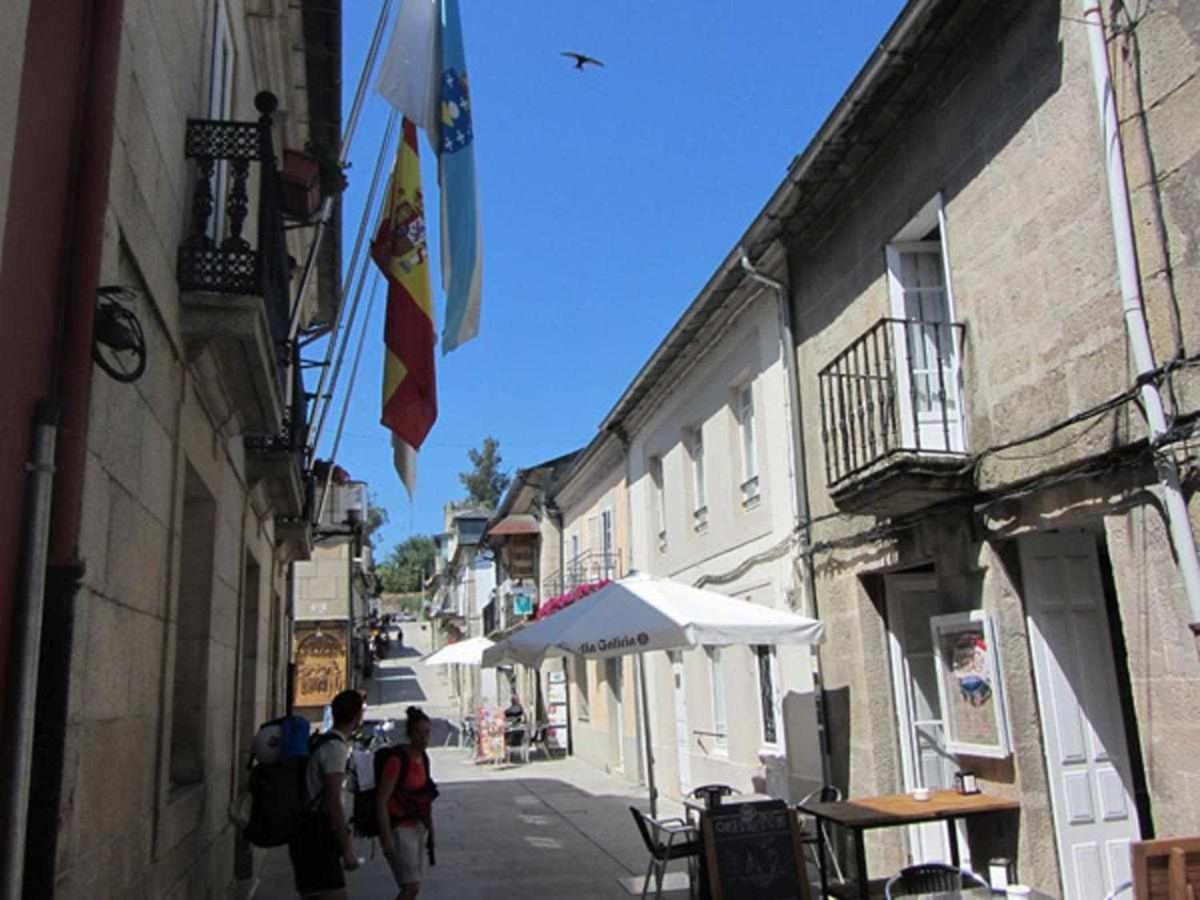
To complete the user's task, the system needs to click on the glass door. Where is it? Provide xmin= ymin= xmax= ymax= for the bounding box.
xmin=885 ymin=574 xmax=965 ymax=866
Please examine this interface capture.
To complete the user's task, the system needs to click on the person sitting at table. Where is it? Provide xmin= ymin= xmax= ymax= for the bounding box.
xmin=504 ymin=694 xmax=525 ymax=725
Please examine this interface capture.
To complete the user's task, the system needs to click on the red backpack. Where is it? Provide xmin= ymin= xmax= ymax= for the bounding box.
xmin=351 ymin=746 xmax=438 ymax=838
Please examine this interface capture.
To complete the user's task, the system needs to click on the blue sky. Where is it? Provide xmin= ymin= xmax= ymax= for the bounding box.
xmin=319 ymin=0 xmax=907 ymax=554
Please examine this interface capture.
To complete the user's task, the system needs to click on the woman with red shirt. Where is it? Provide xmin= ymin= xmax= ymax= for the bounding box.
xmin=376 ymin=706 xmax=438 ymax=899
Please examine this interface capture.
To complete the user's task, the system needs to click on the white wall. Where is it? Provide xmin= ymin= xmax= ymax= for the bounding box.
xmin=626 ymin=285 xmax=821 ymax=803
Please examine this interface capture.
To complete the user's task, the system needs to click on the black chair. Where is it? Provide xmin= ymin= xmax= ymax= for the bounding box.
xmin=629 ymin=806 xmax=701 ymax=900
xmin=796 ymin=785 xmax=846 ymax=885
xmin=884 ymin=863 xmax=989 ymax=898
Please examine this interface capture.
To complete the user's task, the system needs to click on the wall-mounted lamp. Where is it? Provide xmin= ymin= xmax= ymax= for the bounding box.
xmin=93 ymin=286 xmax=147 ymax=383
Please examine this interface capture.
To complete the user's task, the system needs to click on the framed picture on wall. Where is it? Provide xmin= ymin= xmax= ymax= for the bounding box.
xmin=930 ymin=610 xmax=1012 ymax=758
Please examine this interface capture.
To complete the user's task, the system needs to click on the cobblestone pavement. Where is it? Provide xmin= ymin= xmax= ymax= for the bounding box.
xmin=255 ymin=626 xmax=689 ymax=899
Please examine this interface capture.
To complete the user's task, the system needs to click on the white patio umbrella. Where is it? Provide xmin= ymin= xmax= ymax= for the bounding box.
xmin=481 ymin=572 xmax=824 ymax=814
xmin=424 ymin=635 xmax=495 ymax=666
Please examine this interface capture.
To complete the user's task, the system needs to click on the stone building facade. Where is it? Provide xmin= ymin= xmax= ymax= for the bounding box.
xmin=0 ymin=1 xmax=342 ymax=897
xmin=729 ymin=1 xmax=1200 ymax=897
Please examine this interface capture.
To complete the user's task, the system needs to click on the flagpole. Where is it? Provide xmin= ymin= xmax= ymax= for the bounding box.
xmin=294 ymin=0 xmax=394 ymax=433
xmin=317 ymin=273 xmax=384 ymax=524
xmin=308 ymin=112 xmax=397 ymax=465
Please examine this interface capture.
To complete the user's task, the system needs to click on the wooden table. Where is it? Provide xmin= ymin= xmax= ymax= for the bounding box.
xmin=795 ymin=789 xmax=1020 ymax=899
xmin=911 ymin=890 xmax=1054 ymax=900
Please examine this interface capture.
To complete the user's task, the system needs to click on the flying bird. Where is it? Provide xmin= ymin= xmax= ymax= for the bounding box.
xmin=561 ymin=51 xmax=604 ymax=71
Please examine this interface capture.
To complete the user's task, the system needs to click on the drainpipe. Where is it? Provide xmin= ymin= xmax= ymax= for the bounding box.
xmin=740 ymin=249 xmax=834 ymax=787
xmin=8 ymin=1 xmax=124 ymax=897
xmin=1081 ymin=3 xmax=1200 ymax=646
xmin=1 ymin=407 xmax=57 ymax=900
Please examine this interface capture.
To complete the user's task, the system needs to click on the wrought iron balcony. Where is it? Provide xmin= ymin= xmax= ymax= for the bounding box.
xmin=178 ymin=91 xmax=292 ymax=348
xmin=818 ymin=317 xmax=972 ymax=515
xmin=544 ymin=549 xmax=623 ymax=598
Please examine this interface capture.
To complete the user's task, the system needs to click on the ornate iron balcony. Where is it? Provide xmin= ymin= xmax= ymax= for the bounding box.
xmin=178 ymin=91 xmax=291 ymax=349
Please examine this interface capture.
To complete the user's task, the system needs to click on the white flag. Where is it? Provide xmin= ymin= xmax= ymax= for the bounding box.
xmin=392 ymin=435 xmax=418 ymax=498
xmin=375 ymin=0 xmax=441 ymax=136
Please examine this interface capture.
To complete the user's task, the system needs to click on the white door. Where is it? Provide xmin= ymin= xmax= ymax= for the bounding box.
xmin=886 ymin=242 xmax=963 ymax=453
xmin=669 ymin=651 xmax=692 ymax=795
xmin=607 ymin=657 xmax=625 ymax=771
xmin=886 ymin=575 xmax=963 ymax=865
xmin=1020 ymin=532 xmax=1139 ymax=900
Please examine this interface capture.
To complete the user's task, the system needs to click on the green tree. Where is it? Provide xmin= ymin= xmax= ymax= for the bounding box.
xmin=364 ymin=495 xmax=388 ymax=548
xmin=376 ymin=535 xmax=436 ymax=594
xmin=459 ymin=436 xmax=510 ymax=509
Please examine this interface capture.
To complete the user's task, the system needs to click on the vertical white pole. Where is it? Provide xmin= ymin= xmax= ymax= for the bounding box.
xmin=1081 ymin=2 xmax=1200 ymax=641
xmin=637 ymin=652 xmax=658 ymax=817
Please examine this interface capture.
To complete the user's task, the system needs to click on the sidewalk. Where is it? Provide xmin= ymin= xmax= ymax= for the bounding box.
xmin=255 ymin=628 xmax=689 ymax=898
xmin=255 ymin=750 xmax=689 ymax=899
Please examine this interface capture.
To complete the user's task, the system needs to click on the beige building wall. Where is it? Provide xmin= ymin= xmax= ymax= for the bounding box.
xmin=555 ymin=436 xmax=640 ymax=781
xmin=784 ymin=1 xmax=1200 ymax=893
xmin=52 ymin=2 xmax=318 ymax=896
xmin=294 ymin=544 xmax=353 ymax=620
xmin=621 ymin=276 xmax=820 ymax=805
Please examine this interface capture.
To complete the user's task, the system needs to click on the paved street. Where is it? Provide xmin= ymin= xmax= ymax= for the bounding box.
xmin=257 ymin=625 xmax=688 ymax=899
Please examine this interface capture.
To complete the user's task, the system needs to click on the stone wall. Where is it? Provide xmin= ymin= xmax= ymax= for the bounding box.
xmin=52 ymin=2 xmax=303 ymax=896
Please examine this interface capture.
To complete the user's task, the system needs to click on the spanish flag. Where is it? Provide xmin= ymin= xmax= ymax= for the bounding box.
xmin=372 ymin=119 xmax=437 ymax=494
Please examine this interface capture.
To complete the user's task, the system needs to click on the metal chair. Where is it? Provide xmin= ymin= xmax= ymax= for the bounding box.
xmin=797 ymin=785 xmax=847 ymax=886
xmin=629 ymin=806 xmax=700 ymax=900
xmin=1103 ymin=881 xmax=1133 ymax=900
xmin=506 ymin=725 xmax=531 ymax=765
xmin=884 ymin=863 xmax=989 ymax=898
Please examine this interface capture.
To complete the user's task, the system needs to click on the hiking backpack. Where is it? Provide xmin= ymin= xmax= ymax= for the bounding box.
xmin=351 ymin=745 xmax=438 ymax=838
xmin=243 ymin=716 xmax=342 ymax=848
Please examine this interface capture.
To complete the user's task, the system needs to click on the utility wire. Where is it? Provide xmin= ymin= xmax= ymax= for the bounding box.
xmin=304 ymin=0 xmax=395 ymax=461
xmin=309 ymin=112 xmax=398 ymax=461
xmin=318 ymin=273 xmax=385 ymax=524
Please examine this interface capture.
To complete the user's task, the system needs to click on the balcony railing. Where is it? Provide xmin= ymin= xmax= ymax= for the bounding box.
xmin=819 ymin=317 xmax=966 ymax=487
xmin=543 ymin=549 xmax=623 ymax=598
xmin=178 ymin=91 xmax=291 ymax=350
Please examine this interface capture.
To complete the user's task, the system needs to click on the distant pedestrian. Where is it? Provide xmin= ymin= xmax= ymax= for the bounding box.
xmin=289 ymin=690 xmax=364 ymax=898
xmin=377 ymin=706 xmax=439 ymax=900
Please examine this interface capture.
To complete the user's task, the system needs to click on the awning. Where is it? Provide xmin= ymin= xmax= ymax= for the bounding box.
xmin=487 ymin=514 xmax=539 ymax=537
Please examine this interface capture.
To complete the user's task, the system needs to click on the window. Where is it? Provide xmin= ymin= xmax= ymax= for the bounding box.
xmin=171 ymin=466 xmax=217 ymax=788
xmin=735 ymin=383 xmax=759 ymax=504
xmin=575 ymin=657 xmax=591 ymax=720
xmin=686 ymin=426 xmax=707 ymax=529
xmin=884 ymin=194 xmax=965 ymax=453
xmin=755 ymin=645 xmax=779 ymax=746
xmin=207 ymin=0 xmax=235 ymax=244
xmin=650 ymin=455 xmax=666 ymax=550
xmin=706 ymin=647 xmax=728 ymax=754
xmin=601 ymin=508 xmax=615 ymax=578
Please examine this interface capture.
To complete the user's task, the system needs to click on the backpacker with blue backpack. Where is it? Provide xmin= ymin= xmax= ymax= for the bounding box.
xmin=243 ymin=715 xmax=344 ymax=847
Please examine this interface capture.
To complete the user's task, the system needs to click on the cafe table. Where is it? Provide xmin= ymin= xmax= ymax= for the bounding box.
xmin=794 ymin=789 xmax=1020 ymax=900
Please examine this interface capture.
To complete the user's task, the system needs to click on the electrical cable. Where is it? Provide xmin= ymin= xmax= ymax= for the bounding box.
xmin=317 ymin=273 xmax=385 ymax=523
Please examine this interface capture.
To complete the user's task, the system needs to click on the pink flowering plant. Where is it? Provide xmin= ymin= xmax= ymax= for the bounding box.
xmin=534 ymin=579 xmax=611 ymax=620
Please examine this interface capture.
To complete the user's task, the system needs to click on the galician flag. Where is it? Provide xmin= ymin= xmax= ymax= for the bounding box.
xmin=376 ymin=0 xmax=482 ymax=354
xmin=436 ymin=0 xmax=481 ymax=353
xmin=372 ymin=118 xmax=438 ymax=496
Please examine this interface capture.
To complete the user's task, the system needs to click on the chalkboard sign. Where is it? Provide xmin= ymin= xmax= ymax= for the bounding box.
xmin=701 ymin=800 xmax=811 ymax=900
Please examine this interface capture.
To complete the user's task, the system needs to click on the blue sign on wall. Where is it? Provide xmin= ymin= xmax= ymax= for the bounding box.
xmin=513 ymin=588 xmax=535 ymax=617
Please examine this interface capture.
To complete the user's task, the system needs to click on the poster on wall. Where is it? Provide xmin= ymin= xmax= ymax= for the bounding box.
xmin=294 ymin=628 xmax=348 ymax=709
xmin=544 ymin=669 xmax=568 ymax=750
xmin=930 ymin=610 xmax=1011 ymax=758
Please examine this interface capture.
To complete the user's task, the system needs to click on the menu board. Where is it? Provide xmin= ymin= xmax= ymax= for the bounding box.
xmin=701 ymin=800 xmax=810 ymax=900
xmin=544 ymin=669 xmax=569 ymax=750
